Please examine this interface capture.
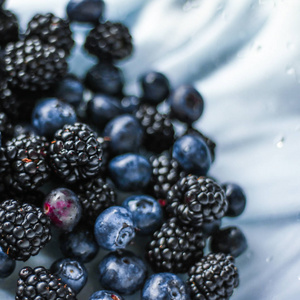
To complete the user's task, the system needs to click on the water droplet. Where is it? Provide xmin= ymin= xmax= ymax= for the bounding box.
xmin=266 ymin=256 xmax=273 ymax=263
xmin=274 ymin=135 xmax=285 ymax=148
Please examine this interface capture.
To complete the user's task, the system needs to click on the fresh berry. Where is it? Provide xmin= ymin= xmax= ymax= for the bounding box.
xmin=108 ymin=153 xmax=152 ymax=192
xmin=187 ymin=253 xmax=239 ymax=300
xmin=142 ymin=272 xmax=190 ymax=300
xmin=98 ymin=250 xmax=147 ymax=295
xmin=202 ymin=219 xmax=222 ymax=238
xmin=0 ymin=111 xmax=14 ymax=143
xmin=85 ymin=21 xmax=133 ymax=60
xmin=0 ymin=199 xmax=51 ymax=261
xmin=94 ymin=206 xmax=135 ymax=251
xmin=103 ymin=114 xmax=144 ymax=155
xmin=146 ymin=217 xmax=205 ymax=273
xmin=25 ymin=13 xmax=74 ymax=55
xmin=48 ymin=122 xmax=103 ymax=184
xmin=222 ymin=183 xmax=246 ymax=217
xmin=16 ymin=266 xmax=77 ymax=299
xmin=0 ymin=10 xmax=19 ymax=48
xmin=44 ymin=188 xmax=82 ymax=232
xmin=51 ymin=258 xmax=88 ymax=294
xmin=121 ymin=95 xmax=140 ymax=113
xmin=89 ymin=290 xmax=124 ymax=300
xmin=0 ymin=246 xmax=15 ymax=278
xmin=122 ymin=195 xmax=163 ymax=235
xmin=32 ymin=98 xmax=77 ymax=137
xmin=0 ymin=77 xmax=18 ymax=121
xmin=166 ymin=175 xmax=228 ymax=228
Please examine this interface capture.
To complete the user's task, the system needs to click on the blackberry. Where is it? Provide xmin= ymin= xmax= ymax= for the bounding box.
xmin=146 ymin=217 xmax=206 ymax=273
xmin=49 ymin=123 xmax=103 ymax=184
xmin=85 ymin=21 xmax=133 ymax=60
xmin=166 ymin=175 xmax=228 ymax=228
xmin=0 ymin=199 xmax=51 ymax=261
xmin=77 ymin=176 xmax=116 ymax=225
xmin=149 ymin=154 xmax=186 ymax=200
xmin=135 ymin=104 xmax=175 ymax=153
xmin=0 ymin=10 xmax=19 ymax=48
xmin=0 ymin=134 xmax=50 ymax=193
xmin=26 ymin=13 xmax=74 ymax=55
xmin=0 ymin=77 xmax=19 ymax=120
xmin=0 ymin=111 xmax=14 ymax=143
xmin=16 ymin=266 xmax=77 ymax=299
xmin=187 ymin=253 xmax=239 ymax=300
xmin=3 ymin=38 xmax=68 ymax=91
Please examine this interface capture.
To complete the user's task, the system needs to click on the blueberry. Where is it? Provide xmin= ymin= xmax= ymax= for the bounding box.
xmin=142 ymin=272 xmax=190 ymax=300
xmin=55 ymin=74 xmax=84 ymax=108
xmin=89 ymin=290 xmax=124 ymax=300
xmin=67 ymin=0 xmax=105 ymax=23
xmin=51 ymin=258 xmax=88 ymax=294
xmin=0 ymin=246 xmax=15 ymax=278
xmin=122 ymin=195 xmax=163 ymax=235
xmin=108 ymin=153 xmax=152 ymax=192
xmin=121 ymin=95 xmax=140 ymax=113
xmin=202 ymin=219 xmax=222 ymax=238
xmin=94 ymin=206 xmax=135 ymax=251
xmin=103 ymin=114 xmax=143 ymax=155
xmin=172 ymin=134 xmax=211 ymax=176
xmin=140 ymin=71 xmax=170 ymax=105
xmin=59 ymin=226 xmax=99 ymax=263
xmin=210 ymin=226 xmax=248 ymax=257
xmin=222 ymin=183 xmax=246 ymax=217
xmin=85 ymin=62 xmax=124 ymax=95
xmin=168 ymin=85 xmax=204 ymax=124
xmin=32 ymin=98 xmax=77 ymax=137
xmin=87 ymin=93 xmax=123 ymax=128
xmin=43 ymin=188 xmax=82 ymax=232
xmin=98 ymin=250 xmax=147 ymax=295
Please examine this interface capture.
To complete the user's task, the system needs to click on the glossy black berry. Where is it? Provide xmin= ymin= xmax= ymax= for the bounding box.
xmin=0 ymin=10 xmax=19 ymax=48
xmin=222 ymin=183 xmax=246 ymax=217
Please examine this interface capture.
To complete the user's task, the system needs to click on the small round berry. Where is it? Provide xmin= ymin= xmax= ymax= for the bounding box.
xmin=0 ymin=246 xmax=16 ymax=278
xmin=121 ymin=95 xmax=140 ymax=113
xmin=89 ymin=290 xmax=124 ymax=300
xmin=222 ymin=183 xmax=246 ymax=217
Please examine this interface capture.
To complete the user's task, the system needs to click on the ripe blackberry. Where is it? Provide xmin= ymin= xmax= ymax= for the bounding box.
xmin=85 ymin=21 xmax=133 ymax=60
xmin=146 ymin=217 xmax=206 ymax=273
xmin=187 ymin=253 xmax=239 ymax=300
xmin=149 ymin=154 xmax=186 ymax=200
xmin=0 ymin=199 xmax=51 ymax=261
xmin=0 ymin=77 xmax=19 ymax=120
xmin=135 ymin=104 xmax=175 ymax=153
xmin=16 ymin=266 xmax=77 ymax=299
xmin=3 ymin=38 xmax=68 ymax=91
xmin=0 ymin=10 xmax=19 ymax=48
xmin=77 ymin=176 xmax=116 ymax=225
xmin=49 ymin=123 xmax=103 ymax=184
xmin=166 ymin=175 xmax=228 ymax=228
xmin=26 ymin=13 xmax=74 ymax=55
xmin=0 ymin=134 xmax=50 ymax=193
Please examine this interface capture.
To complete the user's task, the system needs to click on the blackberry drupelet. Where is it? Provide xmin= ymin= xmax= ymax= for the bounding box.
xmin=146 ymin=217 xmax=206 ymax=273
xmin=85 ymin=21 xmax=133 ymax=60
xmin=166 ymin=175 xmax=228 ymax=228
xmin=0 ymin=134 xmax=50 ymax=193
xmin=188 ymin=253 xmax=239 ymax=300
xmin=149 ymin=154 xmax=186 ymax=200
xmin=3 ymin=38 xmax=68 ymax=91
xmin=77 ymin=176 xmax=116 ymax=225
xmin=26 ymin=13 xmax=74 ymax=55
xmin=135 ymin=104 xmax=175 ymax=153
xmin=49 ymin=123 xmax=103 ymax=184
xmin=0 ymin=10 xmax=19 ymax=48
xmin=0 ymin=199 xmax=51 ymax=261
xmin=16 ymin=266 xmax=77 ymax=299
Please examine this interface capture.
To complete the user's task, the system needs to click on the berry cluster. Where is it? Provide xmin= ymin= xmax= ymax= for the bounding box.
xmin=0 ymin=0 xmax=248 ymax=299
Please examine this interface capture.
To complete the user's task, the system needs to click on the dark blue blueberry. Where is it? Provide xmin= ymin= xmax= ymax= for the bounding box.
xmin=0 ymin=246 xmax=15 ymax=278
xmin=89 ymin=290 xmax=124 ymax=300
xmin=55 ymin=74 xmax=84 ymax=108
xmin=168 ymin=85 xmax=204 ymax=124
xmin=51 ymin=258 xmax=88 ymax=294
xmin=222 ymin=183 xmax=246 ymax=217
xmin=108 ymin=153 xmax=152 ymax=192
xmin=121 ymin=95 xmax=140 ymax=113
xmin=32 ymin=98 xmax=77 ymax=137
xmin=202 ymin=219 xmax=222 ymax=238
xmin=103 ymin=114 xmax=143 ymax=155
xmin=142 ymin=272 xmax=190 ymax=300
xmin=210 ymin=226 xmax=248 ymax=258
xmin=98 ymin=250 xmax=147 ymax=295
xmin=140 ymin=71 xmax=170 ymax=105
xmin=172 ymin=135 xmax=211 ymax=176
xmin=85 ymin=62 xmax=124 ymax=95
xmin=59 ymin=226 xmax=99 ymax=263
xmin=94 ymin=206 xmax=135 ymax=251
xmin=122 ymin=195 xmax=163 ymax=235
xmin=87 ymin=94 xmax=123 ymax=128
xmin=67 ymin=0 xmax=105 ymax=23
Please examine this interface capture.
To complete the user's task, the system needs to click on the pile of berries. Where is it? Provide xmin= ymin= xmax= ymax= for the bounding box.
xmin=0 ymin=0 xmax=248 ymax=299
